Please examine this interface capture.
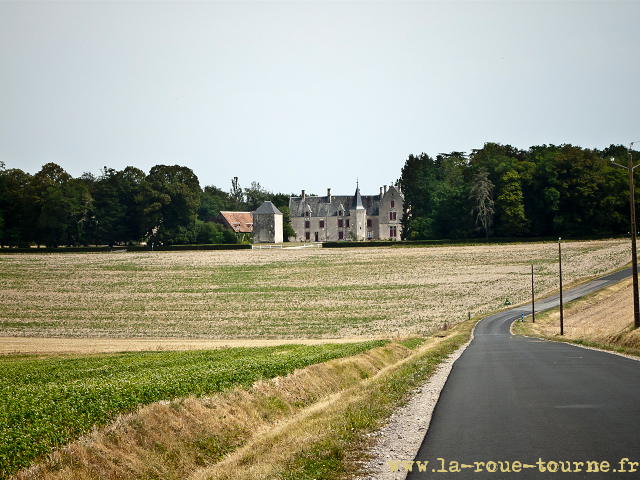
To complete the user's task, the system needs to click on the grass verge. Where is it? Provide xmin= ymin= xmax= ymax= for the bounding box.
xmin=13 ymin=319 xmax=475 ymax=480
xmin=1 ymin=341 xmax=386 ymax=478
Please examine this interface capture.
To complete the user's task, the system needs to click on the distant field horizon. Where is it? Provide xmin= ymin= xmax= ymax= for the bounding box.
xmin=0 ymin=240 xmax=631 ymax=348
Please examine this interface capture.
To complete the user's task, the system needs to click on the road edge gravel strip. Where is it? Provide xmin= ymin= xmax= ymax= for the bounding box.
xmin=355 ymin=326 xmax=477 ymax=480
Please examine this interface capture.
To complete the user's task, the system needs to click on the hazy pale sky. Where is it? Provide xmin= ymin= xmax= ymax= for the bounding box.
xmin=1 ymin=0 xmax=639 ymax=196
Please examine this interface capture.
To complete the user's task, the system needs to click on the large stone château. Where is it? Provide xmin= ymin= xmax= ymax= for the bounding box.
xmin=289 ymin=184 xmax=403 ymax=242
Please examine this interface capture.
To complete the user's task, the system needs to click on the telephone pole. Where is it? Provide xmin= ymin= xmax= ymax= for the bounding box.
xmin=613 ymin=142 xmax=640 ymax=329
xmin=629 ymin=144 xmax=640 ymax=329
xmin=531 ymin=261 xmax=535 ymax=323
xmin=559 ymin=238 xmax=563 ymax=336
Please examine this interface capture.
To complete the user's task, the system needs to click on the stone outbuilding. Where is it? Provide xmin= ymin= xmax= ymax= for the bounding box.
xmin=253 ymin=201 xmax=283 ymax=243
xmin=289 ymin=183 xmax=403 ymax=242
xmin=214 ymin=211 xmax=253 ymax=242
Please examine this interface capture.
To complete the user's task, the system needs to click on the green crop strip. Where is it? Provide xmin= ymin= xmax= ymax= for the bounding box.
xmin=0 ymin=340 xmax=386 ymax=478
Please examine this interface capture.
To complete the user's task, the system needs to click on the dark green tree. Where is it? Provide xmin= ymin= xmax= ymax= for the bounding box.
xmin=141 ymin=165 xmax=201 ymax=245
xmin=230 ymin=177 xmax=244 ymax=207
xmin=552 ymin=145 xmax=610 ymax=236
xmin=399 ymin=153 xmax=438 ymax=239
xmin=32 ymin=163 xmax=92 ymax=247
xmin=495 ymin=170 xmax=528 ymax=236
xmin=243 ymin=181 xmax=272 ymax=211
xmin=194 ymin=220 xmax=237 ymax=244
xmin=89 ymin=166 xmax=145 ymax=246
xmin=399 ymin=152 xmax=472 ymax=239
xmin=0 ymin=168 xmax=38 ymax=247
xmin=0 ymin=162 xmax=5 ymax=243
xmin=198 ymin=185 xmax=239 ymax=221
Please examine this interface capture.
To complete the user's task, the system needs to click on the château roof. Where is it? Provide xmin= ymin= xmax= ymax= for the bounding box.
xmin=289 ymin=185 xmax=403 ymax=218
xmin=254 ymin=201 xmax=282 ymax=215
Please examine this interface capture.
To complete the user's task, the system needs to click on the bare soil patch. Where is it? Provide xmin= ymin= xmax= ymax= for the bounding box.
xmin=0 ymin=336 xmax=371 ymax=355
xmin=0 ymin=337 xmax=372 ymax=355
xmin=0 ymin=240 xmax=631 ymax=345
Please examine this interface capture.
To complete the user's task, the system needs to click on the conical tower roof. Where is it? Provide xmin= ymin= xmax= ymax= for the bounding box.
xmin=351 ymin=182 xmax=365 ymax=210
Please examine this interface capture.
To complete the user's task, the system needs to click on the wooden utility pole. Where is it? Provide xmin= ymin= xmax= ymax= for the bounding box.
xmin=531 ymin=261 xmax=535 ymax=323
xmin=629 ymin=145 xmax=640 ymax=329
xmin=559 ymin=238 xmax=563 ymax=336
xmin=611 ymin=142 xmax=640 ymax=329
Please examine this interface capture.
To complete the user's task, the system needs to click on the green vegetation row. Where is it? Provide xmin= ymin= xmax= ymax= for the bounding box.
xmin=0 ymin=340 xmax=386 ymax=478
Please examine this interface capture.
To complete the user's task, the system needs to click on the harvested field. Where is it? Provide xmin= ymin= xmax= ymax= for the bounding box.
xmin=0 ymin=240 xmax=631 ymax=346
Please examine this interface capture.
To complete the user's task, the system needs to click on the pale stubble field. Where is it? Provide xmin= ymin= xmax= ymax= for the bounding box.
xmin=0 ymin=240 xmax=632 ymax=352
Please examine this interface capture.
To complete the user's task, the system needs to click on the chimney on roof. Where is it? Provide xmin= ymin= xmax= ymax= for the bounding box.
xmin=380 ymin=186 xmax=383 ymax=198
xmin=302 ymin=189 xmax=306 ymax=200
xmin=384 ymin=185 xmax=387 ymax=195
xmin=327 ymin=188 xmax=332 ymax=202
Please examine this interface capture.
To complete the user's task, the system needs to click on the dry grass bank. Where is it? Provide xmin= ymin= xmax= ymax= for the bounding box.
xmin=13 ymin=329 xmax=470 ymax=480
xmin=515 ymin=276 xmax=640 ymax=352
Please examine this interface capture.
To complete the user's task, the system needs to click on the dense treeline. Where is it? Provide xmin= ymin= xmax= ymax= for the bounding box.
xmin=2 ymin=142 xmax=637 ymax=246
xmin=400 ymin=143 xmax=639 ymax=240
xmin=0 ymin=162 xmax=294 ymax=247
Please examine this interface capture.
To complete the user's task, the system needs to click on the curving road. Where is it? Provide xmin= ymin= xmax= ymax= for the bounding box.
xmin=408 ymin=267 xmax=640 ymax=479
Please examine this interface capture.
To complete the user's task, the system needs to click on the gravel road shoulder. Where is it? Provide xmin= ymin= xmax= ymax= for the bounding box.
xmin=354 ymin=335 xmax=473 ymax=480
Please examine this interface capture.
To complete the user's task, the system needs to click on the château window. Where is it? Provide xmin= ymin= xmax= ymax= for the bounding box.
xmin=305 ymin=221 xmax=310 ymax=229
xmin=319 ymin=220 xmax=325 ymax=229
xmin=338 ymin=210 xmax=343 ymax=216
xmin=338 ymin=219 xmax=343 ymax=228
xmin=346 ymin=219 xmax=350 ymax=228
xmin=367 ymin=219 xmax=372 ymax=227
xmin=305 ymin=232 xmax=310 ymax=240
xmin=339 ymin=231 xmax=344 ymax=240
xmin=391 ymin=200 xmax=395 ymax=208
xmin=390 ymin=226 xmax=397 ymax=238
xmin=389 ymin=211 xmax=397 ymax=221
xmin=305 ymin=212 xmax=310 ymax=217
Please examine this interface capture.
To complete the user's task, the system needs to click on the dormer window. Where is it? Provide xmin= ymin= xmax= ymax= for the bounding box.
xmin=305 ymin=211 xmax=310 ymax=217
xmin=339 ymin=210 xmax=342 ymax=216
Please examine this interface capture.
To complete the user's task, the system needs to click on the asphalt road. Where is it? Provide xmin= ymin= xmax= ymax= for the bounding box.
xmin=407 ymin=267 xmax=640 ymax=479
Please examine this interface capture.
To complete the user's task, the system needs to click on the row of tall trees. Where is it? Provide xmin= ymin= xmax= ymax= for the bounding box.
xmin=400 ymin=143 xmax=638 ymax=240
xmin=0 ymin=163 xmax=293 ymax=247
xmin=3 ymin=142 xmax=635 ymax=246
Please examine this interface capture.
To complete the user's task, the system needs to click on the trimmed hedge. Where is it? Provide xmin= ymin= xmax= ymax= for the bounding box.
xmin=0 ymin=244 xmax=251 ymax=254
xmin=322 ymin=234 xmax=626 ymax=248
